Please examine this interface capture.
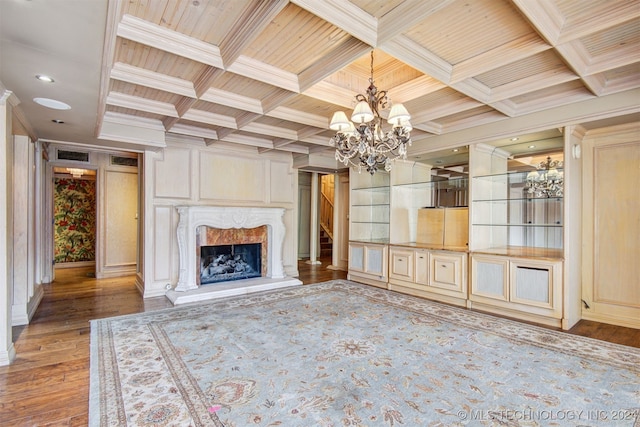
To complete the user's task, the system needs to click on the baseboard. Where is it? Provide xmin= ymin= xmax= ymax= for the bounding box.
xmin=11 ymin=286 xmax=45 ymax=326
xmin=55 ymin=261 xmax=96 ymax=269
xmin=0 ymin=344 xmax=16 ymax=366
xmin=95 ymin=264 xmax=136 ymax=279
xmin=581 ymin=312 xmax=640 ymax=329
xmin=28 ymin=286 xmax=44 ymax=322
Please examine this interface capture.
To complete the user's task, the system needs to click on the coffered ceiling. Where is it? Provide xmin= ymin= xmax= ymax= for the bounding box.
xmin=1 ymin=0 xmax=639 ymax=165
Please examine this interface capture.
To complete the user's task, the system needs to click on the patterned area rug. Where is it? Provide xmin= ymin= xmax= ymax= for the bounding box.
xmin=90 ymin=280 xmax=640 ymax=426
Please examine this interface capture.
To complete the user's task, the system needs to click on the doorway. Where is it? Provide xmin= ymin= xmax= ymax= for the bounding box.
xmin=47 ymin=148 xmax=140 ymax=281
xmin=52 ymin=167 xmax=97 ymax=271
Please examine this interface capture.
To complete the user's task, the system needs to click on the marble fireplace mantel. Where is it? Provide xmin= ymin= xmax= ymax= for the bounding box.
xmin=166 ymin=205 xmax=301 ymax=305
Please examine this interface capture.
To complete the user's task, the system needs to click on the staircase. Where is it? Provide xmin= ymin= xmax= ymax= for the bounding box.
xmin=320 ymin=227 xmax=332 ymax=258
xmin=320 ymin=174 xmax=334 ymax=259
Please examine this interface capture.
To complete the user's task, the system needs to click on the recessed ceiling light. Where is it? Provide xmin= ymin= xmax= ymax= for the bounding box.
xmin=510 ymin=137 xmax=519 ymax=141
xmin=528 ymin=145 xmax=536 ymax=149
xmin=35 ymin=74 xmax=54 ymax=83
xmin=51 ymin=119 xmax=65 ymax=124
xmin=452 ymin=148 xmax=459 ymax=152
xmin=33 ymin=97 xmax=71 ymax=110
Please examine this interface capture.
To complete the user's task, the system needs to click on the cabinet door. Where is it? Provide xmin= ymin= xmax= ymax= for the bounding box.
xmin=364 ymin=244 xmax=387 ymax=278
xmin=389 ymin=248 xmax=414 ymax=282
xmin=414 ymin=250 xmax=429 ymax=285
xmin=470 ymin=255 xmax=508 ymax=301
xmin=349 ymin=243 xmax=365 ymax=272
xmin=430 ymin=251 xmax=465 ymax=292
xmin=510 ymin=258 xmax=562 ymax=316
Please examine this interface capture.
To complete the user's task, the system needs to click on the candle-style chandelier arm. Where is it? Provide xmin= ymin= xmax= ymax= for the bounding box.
xmin=329 ymin=50 xmax=412 ymax=175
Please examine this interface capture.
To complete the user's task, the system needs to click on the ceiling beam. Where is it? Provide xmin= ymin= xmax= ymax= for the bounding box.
xmin=292 ymin=0 xmax=377 ymax=46
xmin=116 ymin=14 xmax=223 ymax=68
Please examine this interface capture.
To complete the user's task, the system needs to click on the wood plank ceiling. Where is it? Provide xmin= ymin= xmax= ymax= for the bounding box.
xmin=98 ymin=0 xmax=640 ymax=157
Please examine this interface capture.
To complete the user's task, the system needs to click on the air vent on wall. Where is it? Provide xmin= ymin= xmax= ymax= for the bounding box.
xmin=57 ymin=149 xmax=89 ymax=163
xmin=110 ymin=155 xmax=138 ymax=167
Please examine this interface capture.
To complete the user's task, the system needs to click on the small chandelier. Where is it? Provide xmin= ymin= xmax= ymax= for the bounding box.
xmin=526 ymin=156 xmax=563 ymax=198
xmin=329 ymin=51 xmax=412 ymax=175
xmin=66 ymin=168 xmax=86 ymax=178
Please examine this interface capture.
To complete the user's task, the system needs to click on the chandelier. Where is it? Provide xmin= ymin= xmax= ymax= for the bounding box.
xmin=329 ymin=51 xmax=412 ymax=175
xmin=526 ymin=156 xmax=563 ymax=198
xmin=66 ymin=168 xmax=86 ymax=178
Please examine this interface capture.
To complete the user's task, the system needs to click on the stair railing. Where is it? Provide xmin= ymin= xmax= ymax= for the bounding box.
xmin=320 ymin=185 xmax=334 ymax=241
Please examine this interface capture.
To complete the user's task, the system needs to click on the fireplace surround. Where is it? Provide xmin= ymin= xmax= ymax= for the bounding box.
xmin=166 ymin=206 xmax=301 ymax=305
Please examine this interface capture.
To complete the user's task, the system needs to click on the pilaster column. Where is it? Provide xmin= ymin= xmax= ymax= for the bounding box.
xmin=0 ymin=89 xmax=16 ymax=365
xmin=307 ymin=172 xmax=321 ymax=265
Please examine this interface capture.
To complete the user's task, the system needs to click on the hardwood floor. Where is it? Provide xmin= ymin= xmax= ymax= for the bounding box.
xmin=0 ymin=260 xmax=638 ymax=426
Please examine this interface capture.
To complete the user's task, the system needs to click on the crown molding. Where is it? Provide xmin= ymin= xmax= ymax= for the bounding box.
xmin=110 ymin=62 xmax=196 ymax=98
xmin=228 ymin=55 xmax=299 ymax=93
xmin=266 ymin=106 xmax=327 ymax=129
xmin=200 ymin=88 xmax=263 ymax=115
xmin=106 ymin=92 xmax=179 ymax=117
xmin=169 ymin=123 xmax=218 ymax=140
xmin=117 ymin=14 xmax=223 ymax=68
xmin=241 ymin=122 xmax=299 ymax=140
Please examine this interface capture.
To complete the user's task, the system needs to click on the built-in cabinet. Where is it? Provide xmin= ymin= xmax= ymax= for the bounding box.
xmin=347 ymin=241 xmax=388 ymax=288
xmin=470 ymin=253 xmax=562 ymax=326
xmin=388 ymin=245 xmax=468 ymax=307
xmin=349 ymin=169 xmax=390 ymax=242
xmin=471 ymin=169 xmax=563 ymax=252
xmin=467 ymin=142 xmax=565 ymax=327
xmin=346 ymin=134 xmax=576 ymax=329
xmin=348 ymin=169 xmax=390 ymax=287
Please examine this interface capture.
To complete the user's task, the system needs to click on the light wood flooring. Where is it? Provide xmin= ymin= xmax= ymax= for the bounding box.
xmin=0 ymin=260 xmax=638 ymax=426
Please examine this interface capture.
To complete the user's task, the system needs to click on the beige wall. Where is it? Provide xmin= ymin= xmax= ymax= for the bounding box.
xmin=139 ymin=137 xmax=299 ymax=298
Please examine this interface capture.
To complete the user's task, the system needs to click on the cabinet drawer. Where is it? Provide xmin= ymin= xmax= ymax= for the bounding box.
xmin=430 ymin=252 xmax=465 ymax=291
xmin=389 ymin=249 xmax=414 ymax=282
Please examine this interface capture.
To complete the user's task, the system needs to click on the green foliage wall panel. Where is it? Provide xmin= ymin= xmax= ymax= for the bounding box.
xmin=54 ymin=178 xmax=96 ymax=263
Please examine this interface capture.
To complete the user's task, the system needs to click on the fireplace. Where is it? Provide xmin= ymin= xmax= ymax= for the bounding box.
xmin=167 ymin=206 xmax=301 ymax=305
xmin=200 ymin=243 xmax=261 ymax=284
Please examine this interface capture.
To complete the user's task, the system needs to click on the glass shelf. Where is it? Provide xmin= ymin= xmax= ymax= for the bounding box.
xmin=474 ymin=169 xmax=564 ymax=180
xmin=473 ymin=197 xmax=563 ymax=203
xmin=471 ymin=149 xmax=564 ymax=253
xmin=350 ymin=170 xmax=390 ymax=242
xmin=393 ymin=178 xmax=468 ymax=190
xmin=352 ymin=185 xmax=391 ymax=192
xmin=352 ymin=221 xmax=391 ymax=224
xmin=472 ymin=223 xmax=563 ymax=227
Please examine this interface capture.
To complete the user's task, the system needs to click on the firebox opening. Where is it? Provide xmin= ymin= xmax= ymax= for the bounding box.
xmin=200 ymin=243 xmax=262 ymax=285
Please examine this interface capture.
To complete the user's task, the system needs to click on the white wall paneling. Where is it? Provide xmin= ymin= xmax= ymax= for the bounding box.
xmin=12 ymin=135 xmax=42 ymax=325
xmin=153 ymin=147 xmax=192 ymax=199
xmin=270 ymin=160 xmax=294 ymax=204
xmin=141 ymin=139 xmax=299 ymax=298
xmin=0 ymin=93 xmax=16 ymax=365
xmin=199 ymin=152 xmax=265 ymax=203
